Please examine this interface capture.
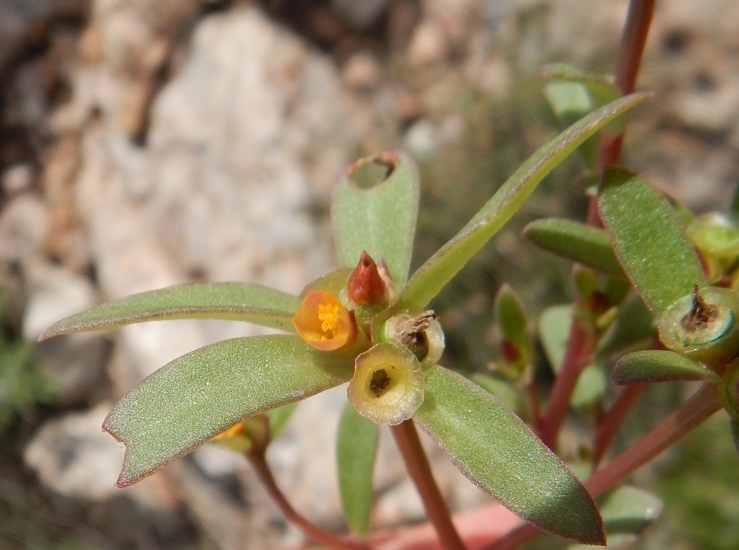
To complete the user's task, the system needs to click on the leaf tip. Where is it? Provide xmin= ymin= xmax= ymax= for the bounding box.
xmin=37 ymin=322 xmax=65 ymax=341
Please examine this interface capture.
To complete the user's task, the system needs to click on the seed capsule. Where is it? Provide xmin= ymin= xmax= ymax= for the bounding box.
xmin=347 ymin=343 xmax=424 ymax=425
xmin=658 ymin=286 xmax=739 ymax=365
xmin=380 ymin=311 xmax=445 ymax=369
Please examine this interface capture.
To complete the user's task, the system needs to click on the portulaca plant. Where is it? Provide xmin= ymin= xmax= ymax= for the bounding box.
xmin=40 ymin=93 xmax=650 ymax=549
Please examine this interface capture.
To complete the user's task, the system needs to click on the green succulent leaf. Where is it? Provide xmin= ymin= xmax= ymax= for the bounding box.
xmin=401 ymin=92 xmax=651 ymax=309
xmin=596 ymin=294 xmax=656 ymax=359
xmin=612 ymin=350 xmax=719 ymax=385
xmin=598 ymin=168 xmax=706 ymax=317
xmin=539 ymin=64 xmax=619 ymax=96
xmin=523 ymin=218 xmax=625 ymax=277
xmin=38 ymin=283 xmax=301 ymax=340
xmin=414 ymin=365 xmax=604 ymax=544
xmin=562 ymin=486 xmax=663 ymax=550
xmin=496 ymin=284 xmax=528 ymax=342
xmin=538 ymin=306 xmax=606 ymax=409
xmin=332 ymin=149 xmax=420 ymax=286
xmin=540 ymin=64 xmax=620 ymax=169
xmin=539 ymin=305 xmax=572 ymax=370
xmin=104 ymin=335 xmax=352 ymax=487
xmin=571 ymin=364 xmax=607 ymax=410
xmin=337 ymin=402 xmax=379 ymax=538
xmin=470 ymin=373 xmax=526 ymax=417
xmin=730 ymin=419 xmax=739 ymax=455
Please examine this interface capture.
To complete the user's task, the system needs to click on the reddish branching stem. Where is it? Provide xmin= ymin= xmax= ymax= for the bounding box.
xmin=592 ymin=382 xmax=645 ymax=466
xmin=595 ymin=0 xmax=656 ymax=175
xmin=249 ymin=454 xmax=369 ymax=550
xmin=545 ymin=0 xmax=658 ymax=450
xmin=391 ymin=420 xmax=467 ymax=550
xmin=536 ymin=313 xmax=595 ymax=448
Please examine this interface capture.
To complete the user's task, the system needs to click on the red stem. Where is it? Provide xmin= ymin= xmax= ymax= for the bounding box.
xmin=391 ymin=420 xmax=467 ymax=550
xmin=249 ymin=454 xmax=368 ymax=550
xmin=536 ymin=313 xmax=594 ymax=448
xmin=595 ymin=0 xmax=656 ymax=174
xmin=586 ymin=383 xmax=721 ymax=495
xmin=540 ymin=0 xmax=657 ymax=451
xmin=592 ymin=382 xmax=645 ymax=466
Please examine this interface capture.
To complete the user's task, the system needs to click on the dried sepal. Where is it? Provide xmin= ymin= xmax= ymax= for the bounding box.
xmin=347 ymin=343 xmax=424 ymax=425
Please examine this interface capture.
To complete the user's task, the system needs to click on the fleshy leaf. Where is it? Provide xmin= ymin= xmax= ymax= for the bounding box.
xmin=523 ymin=218 xmax=625 ymax=277
xmin=596 ymin=294 xmax=656 ymax=360
xmin=540 ymin=64 xmax=620 ymax=169
xmin=539 ymin=64 xmax=619 ymax=101
xmin=496 ymin=284 xmax=528 ymax=342
xmin=539 ymin=306 xmax=607 ymax=409
xmin=730 ymin=419 xmax=739 ymax=455
xmin=539 ymin=305 xmax=572 ymax=370
xmin=39 ymin=283 xmax=301 ymax=340
xmin=598 ymin=168 xmax=706 ymax=317
xmin=337 ymin=402 xmax=379 ymax=538
xmin=612 ymin=350 xmax=719 ymax=385
xmin=104 ymin=335 xmax=352 ymax=486
xmin=414 ymin=366 xmax=604 ymax=544
xmin=571 ymin=364 xmax=607 ymax=410
xmin=332 ymin=149 xmax=420 ymax=286
xmin=401 ymin=92 xmax=651 ymax=309
xmin=562 ymin=486 xmax=663 ymax=550
xmin=470 ymin=373 xmax=526 ymax=417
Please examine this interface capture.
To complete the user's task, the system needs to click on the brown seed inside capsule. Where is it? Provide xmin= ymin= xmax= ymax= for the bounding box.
xmin=369 ymin=368 xmax=391 ymax=397
xmin=681 ymin=285 xmax=718 ymax=332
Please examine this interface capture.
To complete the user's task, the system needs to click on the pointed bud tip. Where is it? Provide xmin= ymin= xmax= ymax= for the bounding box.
xmin=348 ymin=251 xmax=388 ymax=307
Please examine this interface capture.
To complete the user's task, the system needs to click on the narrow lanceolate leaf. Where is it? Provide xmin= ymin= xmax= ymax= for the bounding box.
xmin=523 ymin=218 xmax=625 ymax=277
xmin=332 ymin=149 xmax=420 ymax=286
xmin=612 ymin=350 xmax=719 ymax=385
xmin=596 ymin=294 xmax=656 ymax=360
xmin=415 ymin=366 xmax=604 ymax=544
xmin=401 ymin=92 xmax=651 ymax=309
xmin=540 ymin=64 xmax=620 ymax=170
xmin=563 ymin=486 xmax=663 ymax=550
xmin=539 ymin=305 xmax=572 ymax=370
xmin=337 ymin=402 xmax=379 ymax=538
xmin=104 ymin=335 xmax=352 ymax=487
xmin=598 ymin=168 xmax=706 ymax=317
xmin=496 ymin=284 xmax=528 ymax=341
xmin=38 ymin=283 xmax=301 ymax=340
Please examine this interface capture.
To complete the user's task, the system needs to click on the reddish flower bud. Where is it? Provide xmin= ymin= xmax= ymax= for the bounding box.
xmin=347 ymin=252 xmax=388 ymax=307
xmin=500 ymin=339 xmax=522 ymax=363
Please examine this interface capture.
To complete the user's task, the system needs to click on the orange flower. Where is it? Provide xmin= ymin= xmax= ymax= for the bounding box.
xmin=292 ymin=290 xmax=357 ymax=351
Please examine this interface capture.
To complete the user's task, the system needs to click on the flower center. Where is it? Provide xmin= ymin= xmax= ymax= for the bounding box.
xmin=318 ymin=302 xmax=340 ymax=338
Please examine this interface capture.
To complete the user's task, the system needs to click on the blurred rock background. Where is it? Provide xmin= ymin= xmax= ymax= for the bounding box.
xmin=1 ymin=0 xmax=738 ymax=548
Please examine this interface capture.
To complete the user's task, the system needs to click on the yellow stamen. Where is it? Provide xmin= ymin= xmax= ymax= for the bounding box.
xmin=318 ymin=302 xmax=339 ymax=337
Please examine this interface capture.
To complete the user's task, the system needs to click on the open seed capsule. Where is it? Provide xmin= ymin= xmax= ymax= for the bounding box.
xmin=658 ymin=286 xmax=739 ymax=366
xmin=379 ymin=311 xmax=445 ymax=369
xmin=347 ymin=343 xmax=424 ymax=425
